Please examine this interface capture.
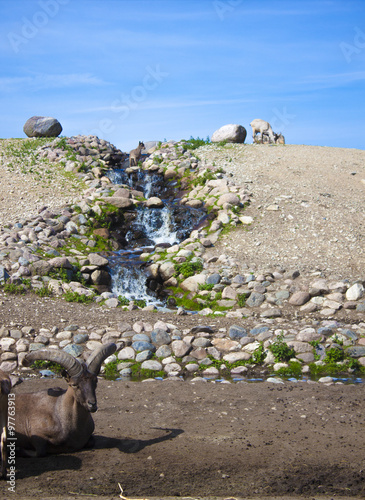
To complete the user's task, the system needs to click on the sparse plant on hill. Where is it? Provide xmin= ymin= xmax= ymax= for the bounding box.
xmin=252 ymin=342 xmax=267 ymax=364
xmin=182 ymin=136 xmax=210 ymax=150
xmin=63 ymin=290 xmax=95 ymax=304
xmin=269 ymin=333 xmax=296 ymax=362
xmin=175 ymin=258 xmax=203 ymax=278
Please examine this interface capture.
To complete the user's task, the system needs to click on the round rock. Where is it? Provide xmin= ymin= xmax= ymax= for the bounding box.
xmin=23 ymin=116 xmax=62 ymax=137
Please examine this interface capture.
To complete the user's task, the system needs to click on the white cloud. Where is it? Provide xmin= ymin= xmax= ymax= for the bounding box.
xmin=74 ymin=97 xmax=258 ymax=115
xmin=0 ymin=73 xmax=109 ymax=92
xmin=299 ymin=71 xmax=365 ymax=89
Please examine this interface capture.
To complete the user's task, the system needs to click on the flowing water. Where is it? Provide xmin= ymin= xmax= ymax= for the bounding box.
xmin=106 ymin=167 xmax=206 ymax=304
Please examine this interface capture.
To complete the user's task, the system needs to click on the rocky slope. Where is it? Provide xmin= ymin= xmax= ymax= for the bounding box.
xmin=0 ymin=137 xmax=364 ymax=382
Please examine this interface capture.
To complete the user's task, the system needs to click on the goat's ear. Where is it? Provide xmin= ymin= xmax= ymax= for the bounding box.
xmin=62 ymin=370 xmax=70 ymax=381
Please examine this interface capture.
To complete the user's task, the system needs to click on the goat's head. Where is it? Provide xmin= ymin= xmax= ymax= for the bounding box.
xmin=139 ymin=141 xmax=145 ymax=148
xmin=23 ymin=343 xmax=117 ymax=413
xmin=274 ymin=133 xmax=285 ymax=145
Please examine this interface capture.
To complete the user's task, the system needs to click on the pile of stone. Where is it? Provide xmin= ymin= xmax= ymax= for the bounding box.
xmin=1 ymin=317 xmax=365 ymax=382
xmin=37 ymin=135 xmax=126 ymax=171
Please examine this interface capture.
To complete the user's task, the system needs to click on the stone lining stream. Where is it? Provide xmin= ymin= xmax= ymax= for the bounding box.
xmin=105 ymin=165 xmax=207 ymax=305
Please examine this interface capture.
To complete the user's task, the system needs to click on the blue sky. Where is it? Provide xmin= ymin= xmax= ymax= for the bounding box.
xmin=1 ymin=0 xmax=364 ymax=151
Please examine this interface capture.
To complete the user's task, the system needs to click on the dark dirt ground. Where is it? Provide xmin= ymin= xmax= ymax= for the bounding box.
xmin=3 ymin=377 xmax=365 ymax=500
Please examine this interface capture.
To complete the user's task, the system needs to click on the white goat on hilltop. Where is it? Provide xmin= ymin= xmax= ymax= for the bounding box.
xmin=250 ymin=119 xmax=276 ymax=143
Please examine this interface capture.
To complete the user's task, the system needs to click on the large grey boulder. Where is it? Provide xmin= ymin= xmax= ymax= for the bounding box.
xmin=211 ymin=124 xmax=247 ymax=143
xmin=23 ymin=116 xmax=62 ymax=137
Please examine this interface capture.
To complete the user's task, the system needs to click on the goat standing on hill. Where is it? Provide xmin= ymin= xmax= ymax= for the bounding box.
xmin=0 ymin=370 xmax=11 ymax=478
xmin=250 ymin=119 xmax=276 ymax=143
xmin=129 ymin=141 xmax=145 ymax=166
xmin=14 ymin=343 xmax=116 ymax=457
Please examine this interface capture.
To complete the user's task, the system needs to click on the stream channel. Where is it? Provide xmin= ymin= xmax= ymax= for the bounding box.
xmin=105 ymin=164 xmax=207 ymax=307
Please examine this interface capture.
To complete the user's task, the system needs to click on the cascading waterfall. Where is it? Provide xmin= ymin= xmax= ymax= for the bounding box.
xmin=107 ymin=168 xmax=161 ymax=199
xmin=126 ymin=206 xmax=179 ymax=246
xmin=106 ymin=165 xmax=206 ymax=305
xmin=108 ymin=251 xmax=153 ymax=303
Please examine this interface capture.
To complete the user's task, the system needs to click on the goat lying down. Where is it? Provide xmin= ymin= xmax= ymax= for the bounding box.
xmin=0 ymin=370 xmax=11 ymax=478
xmin=14 ymin=343 xmax=116 ymax=457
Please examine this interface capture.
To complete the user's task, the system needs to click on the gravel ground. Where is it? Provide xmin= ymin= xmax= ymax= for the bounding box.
xmin=0 ymin=138 xmax=82 ymax=226
xmin=197 ymin=143 xmax=365 ymax=280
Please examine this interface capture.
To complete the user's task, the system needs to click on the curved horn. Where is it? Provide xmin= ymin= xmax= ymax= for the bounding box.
xmin=23 ymin=349 xmax=83 ymax=378
xmin=86 ymin=343 xmax=117 ymax=375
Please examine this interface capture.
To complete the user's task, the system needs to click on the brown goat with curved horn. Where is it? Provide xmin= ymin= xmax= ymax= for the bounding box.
xmin=14 ymin=343 xmax=116 ymax=457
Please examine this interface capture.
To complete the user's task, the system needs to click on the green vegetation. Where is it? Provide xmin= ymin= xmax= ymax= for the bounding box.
xmin=104 ymin=360 xmax=119 ymax=380
xmin=269 ymin=333 xmax=296 ymax=362
xmin=237 ymin=293 xmax=246 ymax=308
xmin=118 ymin=295 xmax=130 ymax=306
xmin=135 ymin=299 xmax=147 ymax=308
xmin=173 ymin=291 xmax=204 ymax=311
xmin=199 ymin=355 xmax=251 ymax=373
xmin=48 ymin=267 xmax=86 ymax=286
xmin=252 ymin=342 xmax=267 ymax=364
xmin=130 ymin=363 xmax=165 ymax=380
xmin=198 ymin=283 xmax=215 ymax=291
xmin=34 ymin=285 xmax=52 ymax=297
xmin=191 ymin=167 xmax=224 ymax=187
xmin=324 ymin=347 xmax=345 ymax=363
xmin=174 ymin=258 xmax=203 ymax=278
xmin=275 ymin=361 xmax=303 ymax=379
xmin=63 ymin=290 xmax=95 ymax=304
xmin=61 ymin=234 xmax=113 ymax=256
xmin=31 ymin=360 xmax=64 ymax=374
xmin=182 ymin=136 xmax=211 ymax=150
xmin=2 ymin=282 xmax=28 ymax=294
